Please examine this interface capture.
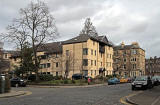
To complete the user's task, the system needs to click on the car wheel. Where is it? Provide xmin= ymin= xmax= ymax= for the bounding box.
xmin=132 ymin=86 xmax=135 ymax=90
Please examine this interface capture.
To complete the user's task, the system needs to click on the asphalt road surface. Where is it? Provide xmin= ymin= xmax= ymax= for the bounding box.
xmin=0 ymin=83 xmax=133 ymax=105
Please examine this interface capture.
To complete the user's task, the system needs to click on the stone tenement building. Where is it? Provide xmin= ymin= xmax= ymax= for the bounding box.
xmin=0 ymin=42 xmax=16 ymax=74
xmin=10 ymin=34 xmax=113 ymax=78
xmin=145 ymin=56 xmax=160 ymax=76
xmin=113 ymin=42 xmax=145 ymax=77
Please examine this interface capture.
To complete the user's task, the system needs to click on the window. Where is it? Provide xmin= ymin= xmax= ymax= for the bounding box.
xmin=83 ymin=59 xmax=88 ymax=66
xmin=44 ymin=64 xmax=46 ymax=68
xmin=47 ymin=63 xmax=50 ymax=68
xmin=123 ymin=64 xmax=126 ymax=69
xmin=132 ymin=64 xmax=136 ymax=69
xmin=91 ymin=60 xmax=93 ymax=66
xmin=101 ymin=53 xmax=102 ymax=58
xmin=66 ymin=50 xmax=69 ymax=56
xmin=5 ymin=54 xmax=7 ymax=58
xmin=95 ymin=70 xmax=96 ymax=75
xmin=95 ymin=60 xmax=96 ymax=66
xmin=91 ymin=49 xmax=93 ymax=55
xmin=95 ymin=50 xmax=96 ymax=56
xmin=56 ymin=72 xmax=58 ymax=76
xmin=124 ymin=58 xmax=126 ymax=62
xmin=131 ymin=57 xmax=137 ymax=62
xmin=47 ymin=72 xmax=50 ymax=74
xmin=123 ymin=50 xmax=127 ymax=55
xmin=91 ymin=70 xmax=93 ymax=76
xmin=41 ymin=55 xmax=48 ymax=59
xmin=135 ymin=58 xmax=137 ymax=61
xmin=83 ymin=48 xmax=88 ymax=55
xmin=40 ymin=64 xmax=43 ymax=69
xmin=131 ymin=49 xmax=137 ymax=55
xmin=56 ymin=62 xmax=59 ymax=67
xmin=101 ymin=62 xmax=102 ymax=66
xmin=82 ymin=70 xmax=88 ymax=76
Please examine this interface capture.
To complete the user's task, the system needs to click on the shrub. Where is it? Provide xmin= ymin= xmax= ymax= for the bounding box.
xmin=39 ymin=74 xmax=54 ymax=81
xmin=28 ymin=74 xmax=36 ymax=81
xmin=63 ymin=79 xmax=68 ymax=84
xmin=106 ymin=75 xmax=113 ymax=79
xmin=72 ymin=80 xmax=76 ymax=84
xmin=53 ymin=76 xmax=63 ymax=80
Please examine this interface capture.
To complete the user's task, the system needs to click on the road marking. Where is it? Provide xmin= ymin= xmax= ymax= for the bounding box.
xmin=16 ymin=91 xmax=32 ymax=98
xmin=151 ymin=96 xmax=160 ymax=105
xmin=120 ymin=97 xmax=132 ymax=105
xmin=119 ymin=91 xmax=143 ymax=105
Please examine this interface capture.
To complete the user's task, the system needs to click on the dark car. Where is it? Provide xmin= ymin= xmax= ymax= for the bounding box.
xmin=72 ymin=74 xmax=83 ymax=80
xmin=131 ymin=76 xmax=153 ymax=90
xmin=152 ymin=76 xmax=160 ymax=86
xmin=10 ymin=77 xmax=27 ymax=87
xmin=72 ymin=74 xmax=88 ymax=80
xmin=108 ymin=78 xmax=120 ymax=85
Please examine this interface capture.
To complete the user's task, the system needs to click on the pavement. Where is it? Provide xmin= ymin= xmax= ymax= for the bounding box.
xmin=126 ymin=86 xmax=160 ymax=105
xmin=0 ymin=90 xmax=30 ymax=98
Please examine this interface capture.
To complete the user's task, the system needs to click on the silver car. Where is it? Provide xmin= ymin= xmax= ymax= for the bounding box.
xmin=131 ymin=76 xmax=153 ymax=90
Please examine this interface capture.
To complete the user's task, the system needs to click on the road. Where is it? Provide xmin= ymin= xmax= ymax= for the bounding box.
xmin=0 ymin=83 xmax=133 ymax=105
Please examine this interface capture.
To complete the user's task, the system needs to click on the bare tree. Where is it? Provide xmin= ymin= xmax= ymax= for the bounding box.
xmin=80 ymin=18 xmax=98 ymax=37
xmin=2 ymin=1 xmax=58 ymax=81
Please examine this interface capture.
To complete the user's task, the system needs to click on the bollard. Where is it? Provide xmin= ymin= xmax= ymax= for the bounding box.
xmin=1 ymin=76 xmax=5 ymax=93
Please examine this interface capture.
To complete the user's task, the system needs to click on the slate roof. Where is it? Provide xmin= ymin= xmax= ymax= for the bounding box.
xmin=63 ymin=34 xmax=112 ymax=46
xmin=37 ymin=42 xmax=63 ymax=54
xmin=114 ymin=44 xmax=142 ymax=50
xmin=10 ymin=34 xmax=113 ymax=56
xmin=9 ymin=51 xmax=21 ymax=58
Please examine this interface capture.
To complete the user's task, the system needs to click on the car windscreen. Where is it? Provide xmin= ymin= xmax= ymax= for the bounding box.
xmin=135 ymin=77 xmax=147 ymax=81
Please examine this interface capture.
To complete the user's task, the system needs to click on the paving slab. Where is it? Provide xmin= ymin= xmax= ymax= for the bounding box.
xmin=0 ymin=91 xmax=26 ymax=98
xmin=128 ymin=86 xmax=160 ymax=105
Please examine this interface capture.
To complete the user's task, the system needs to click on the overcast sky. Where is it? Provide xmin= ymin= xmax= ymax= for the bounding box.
xmin=0 ymin=0 xmax=160 ymax=58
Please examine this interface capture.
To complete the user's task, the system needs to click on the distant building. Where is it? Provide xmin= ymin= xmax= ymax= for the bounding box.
xmin=145 ymin=56 xmax=160 ymax=76
xmin=113 ymin=42 xmax=145 ymax=77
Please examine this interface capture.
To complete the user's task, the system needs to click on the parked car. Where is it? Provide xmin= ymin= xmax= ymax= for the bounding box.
xmin=10 ymin=77 xmax=27 ymax=87
xmin=27 ymin=74 xmax=36 ymax=81
xmin=152 ymin=76 xmax=160 ymax=86
xmin=120 ymin=77 xmax=128 ymax=83
xmin=72 ymin=74 xmax=88 ymax=80
xmin=131 ymin=76 xmax=153 ymax=90
xmin=108 ymin=78 xmax=120 ymax=85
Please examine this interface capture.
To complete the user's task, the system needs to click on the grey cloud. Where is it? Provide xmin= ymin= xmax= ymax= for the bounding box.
xmin=1 ymin=0 xmax=160 ymax=58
